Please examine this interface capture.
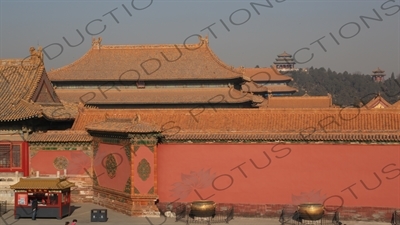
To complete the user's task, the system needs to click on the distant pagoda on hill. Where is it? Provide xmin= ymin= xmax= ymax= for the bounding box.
xmin=273 ymin=51 xmax=296 ymax=72
xmin=371 ymin=67 xmax=386 ymax=82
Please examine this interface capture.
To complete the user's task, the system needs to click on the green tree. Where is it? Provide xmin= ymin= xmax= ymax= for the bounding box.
xmin=289 ymin=67 xmax=388 ymax=106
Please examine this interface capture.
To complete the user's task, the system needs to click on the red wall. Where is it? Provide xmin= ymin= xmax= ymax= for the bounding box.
xmin=31 ymin=150 xmax=91 ymax=175
xmin=0 ymin=142 xmax=29 ymax=176
xmin=157 ymin=143 xmax=400 ymax=209
xmin=133 ymin=146 xmax=155 ymax=195
xmin=93 ymin=143 xmax=130 ymax=192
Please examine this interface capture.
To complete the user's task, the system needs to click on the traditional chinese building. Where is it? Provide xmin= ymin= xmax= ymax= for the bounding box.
xmin=371 ymin=67 xmax=386 ymax=82
xmin=242 ymin=67 xmax=297 ymax=97
xmin=273 ymin=51 xmax=296 ymax=72
xmin=48 ymin=37 xmax=335 ymax=109
xmin=0 ymin=47 xmax=77 ymax=203
xmin=41 ymin=105 xmax=399 ymax=219
xmin=364 ymin=93 xmax=391 ymax=109
xmin=0 ymin=48 xmax=74 ymax=174
xmin=10 ymin=177 xmax=75 ymax=219
xmin=48 ymin=37 xmax=267 ymax=109
xmin=259 ymin=93 xmax=333 ymax=108
xmin=2 ymin=40 xmax=400 ymax=221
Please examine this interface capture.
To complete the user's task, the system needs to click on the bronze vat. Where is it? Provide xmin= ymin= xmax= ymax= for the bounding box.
xmin=190 ymin=200 xmax=216 ymax=217
xmin=298 ymin=203 xmax=324 ymax=220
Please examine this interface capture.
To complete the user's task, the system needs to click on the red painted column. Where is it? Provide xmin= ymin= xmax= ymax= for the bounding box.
xmin=14 ymin=192 xmax=18 ymax=216
xmin=22 ymin=142 xmax=29 ymax=176
xmin=59 ymin=192 xmax=62 ymax=219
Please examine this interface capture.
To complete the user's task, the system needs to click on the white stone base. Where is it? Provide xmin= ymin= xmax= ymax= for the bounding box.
xmin=164 ymin=211 xmax=176 ymax=218
xmin=141 ymin=209 xmax=161 ymax=218
xmin=0 ymin=173 xmax=22 ymax=205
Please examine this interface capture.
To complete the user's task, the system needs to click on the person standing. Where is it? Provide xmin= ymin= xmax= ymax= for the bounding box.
xmin=31 ymin=198 xmax=38 ymax=220
xmin=71 ymin=219 xmax=77 ymax=225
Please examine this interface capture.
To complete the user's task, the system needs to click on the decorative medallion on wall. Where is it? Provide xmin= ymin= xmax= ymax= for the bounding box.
xmin=104 ymin=154 xmax=118 ymax=179
xmin=148 ymin=187 xmax=154 ymax=194
xmin=53 ymin=156 xmax=69 ymax=170
xmin=124 ymin=177 xmax=131 ymax=194
xmin=134 ymin=187 xmax=140 ymax=194
xmin=93 ymin=141 xmax=99 ymax=158
xmin=124 ymin=144 xmax=131 ymax=162
xmin=137 ymin=158 xmax=151 ymax=181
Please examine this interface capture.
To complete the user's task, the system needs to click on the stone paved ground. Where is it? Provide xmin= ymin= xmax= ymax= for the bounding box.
xmin=0 ymin=203 xmax=391 ymax=225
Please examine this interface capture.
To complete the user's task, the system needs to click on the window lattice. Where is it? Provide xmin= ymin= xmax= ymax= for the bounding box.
xmin=0 ymin=144 xmax=11 ymax=168
xmin=12 ymin=145 xmax=21 ymax=167
xmin=0 ymin=144 xmax=21 ymax=168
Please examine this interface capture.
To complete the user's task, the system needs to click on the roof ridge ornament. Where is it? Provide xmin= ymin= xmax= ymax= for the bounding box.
xmin=92 ymin=37 xmax=102 ymax=49
xmin=133 ymin=114 xmax=141 ymax=123
xmin=199 ymin=35 xmax=209 ymax=44
xmin=77 ymin=102 xmax=87 ymax=113
xmin=29 ymin=46 xmax=44 ymax=64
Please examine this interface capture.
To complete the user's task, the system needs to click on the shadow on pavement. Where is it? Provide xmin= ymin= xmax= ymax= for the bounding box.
xmin=69 ymin=205 xmax=81 ymax=215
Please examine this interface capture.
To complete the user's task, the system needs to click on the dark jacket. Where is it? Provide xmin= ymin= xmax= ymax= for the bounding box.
xmin=31 ymin=199 xmax=38 ymax=210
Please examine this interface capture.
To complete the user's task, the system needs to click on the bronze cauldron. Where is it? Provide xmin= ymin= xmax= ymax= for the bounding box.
xmin=190 ymin=200 xmax=216 ymax=217
xmin=298 ymin=203 xmax=324 ymax=220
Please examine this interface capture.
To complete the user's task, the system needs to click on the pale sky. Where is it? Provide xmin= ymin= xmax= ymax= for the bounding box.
xmin=1 ymin=0 xmax=399 ymax=76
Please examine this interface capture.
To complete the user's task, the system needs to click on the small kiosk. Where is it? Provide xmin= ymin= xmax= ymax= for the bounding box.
xmin=10 ymin=177 xmax=75 ymax=220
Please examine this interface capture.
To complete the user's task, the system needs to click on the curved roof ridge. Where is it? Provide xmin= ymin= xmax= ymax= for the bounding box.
xmin=100 ymin=42 xmax=202 ymax=50
xmin=0 ymin=58 xmax=28 ymax=63
xmin=40 ymin=130 xmax=88 ymax=134
xmin=244 ymin=67 xmax=293 ymax=81
xmin=70 ymin=107 xmax=400 ymax=135
xmin=0 ymin=57 xmax=43 ymax=66
xmin=0 ymin=56 xmax=46 ymax=122
xmin=71 ymin=107 xmax=400 ymax=115
xmin=0 ymin=58 xmax=45 ymax=102
xmin=83 ymin=106 xmax=399 ymax=111
xmin=390 ymin=100 xmax=400 ymax=108
xmin=26 ymin=64 xmax=46 ymax=101
xmin=48 ymin=47 xmax=95 ymax=75
xmin=48 ymin=37 xmax=244 ymax=81
xmin=56 ymin=87 xmax=250 ymax=93
xmin=85 ymin=113 xmax=161 ymax=133
xmin=373 ymin=67 xmax=385 ymax=73
xmin=272 ymin=95 xmax=331 ymax=98
xmin=277 ymin=51 xmax=292 ymax=57
xmin=49 ymin=42 xmax=200 ymax=75
xmin=71 ymin=108 xmax=85 ymax=130
xmin=203 ymin=41 xmax=244 ymax=75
